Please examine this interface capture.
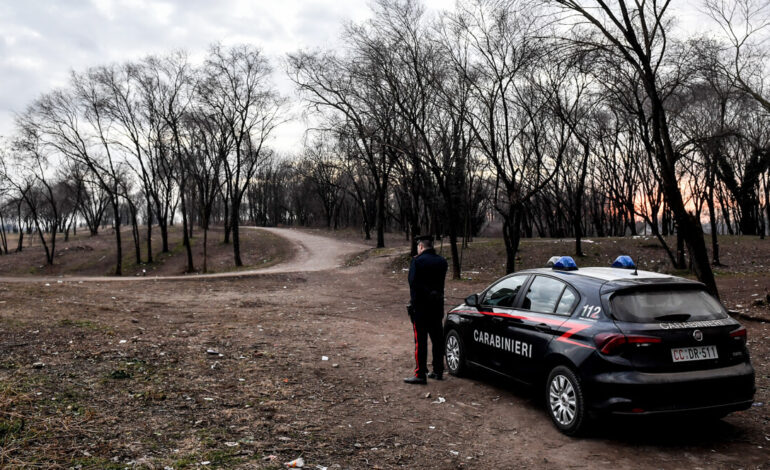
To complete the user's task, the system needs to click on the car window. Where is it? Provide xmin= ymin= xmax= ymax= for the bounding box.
xmin=555 ymin=286 xmax=577 ymax=315
xmin=482 ymin=275 xmax=528 ymax=308
xmin=521 ymin=276 xmax=568 ymax=313
xmin=610 ymin=289 xmax=728 ymax=323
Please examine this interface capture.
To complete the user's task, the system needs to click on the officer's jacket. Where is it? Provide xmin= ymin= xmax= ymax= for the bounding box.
xmin=408 ymin=248 xmax=448 ymax=317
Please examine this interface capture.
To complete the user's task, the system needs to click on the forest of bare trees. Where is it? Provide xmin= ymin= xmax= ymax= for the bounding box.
xmin=1 ymin=0 xmax=769 ymax=297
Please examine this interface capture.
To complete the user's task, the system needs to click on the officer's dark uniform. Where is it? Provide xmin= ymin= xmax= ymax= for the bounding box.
xmin=406 ymin=237 xmax=448 ymax=383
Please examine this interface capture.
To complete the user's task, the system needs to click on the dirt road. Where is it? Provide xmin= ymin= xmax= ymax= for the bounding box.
xmin=0 ymin=229 xmax=767 ymax=468
xmin=252 ymin=227 xmax=367 ymax=274
xmin=0 ymin=227 xmax=368 ymax=282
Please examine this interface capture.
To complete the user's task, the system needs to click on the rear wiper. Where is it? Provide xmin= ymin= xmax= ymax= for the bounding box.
xmin=654 ymin=313 xmax=692 ymax=321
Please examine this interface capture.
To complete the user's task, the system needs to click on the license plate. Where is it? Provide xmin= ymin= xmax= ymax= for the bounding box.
xmin=671 ymin=345 xmax=718 ymax=362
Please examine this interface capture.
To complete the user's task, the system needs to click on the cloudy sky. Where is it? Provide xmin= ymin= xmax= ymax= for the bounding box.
xmin=0 ymin=0 xmax=710 ymax=153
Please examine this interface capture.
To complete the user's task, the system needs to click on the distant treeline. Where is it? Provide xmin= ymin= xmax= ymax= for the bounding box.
xmin=1 ymin=0 xmax=769 ymax=296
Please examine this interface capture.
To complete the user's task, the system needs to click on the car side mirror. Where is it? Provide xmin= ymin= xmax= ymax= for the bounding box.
xmin=465 ymin=293 xmax=479 ymax=307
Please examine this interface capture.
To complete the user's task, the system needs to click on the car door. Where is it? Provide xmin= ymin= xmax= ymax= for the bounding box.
xmin=500 ymin=275 xmax=578 ymax=382
xmin=475 ymin=274 xmax=530 ymax=372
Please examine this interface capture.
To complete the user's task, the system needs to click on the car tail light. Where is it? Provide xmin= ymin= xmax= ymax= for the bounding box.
xmin=594 ymin=333 xmax=626 ymax=354
xmin=594 ymin=333 xmax=662 ymax=355
xmin=730 ymin=326 xmax=747 ymax=344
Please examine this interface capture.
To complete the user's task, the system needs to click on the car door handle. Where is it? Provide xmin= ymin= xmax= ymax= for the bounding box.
xmin=491 ymin=317 xmax=504 ymax=323
xmin=535 ymin=323 xmax=552 ymax=332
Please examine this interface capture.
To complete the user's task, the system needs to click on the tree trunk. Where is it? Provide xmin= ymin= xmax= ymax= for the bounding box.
xmin=223 ymin=193 xmax=232 ymax=244
xmin=232 ymin=198 xmax=243 ymax=267
xmin=203 ymin=226 xmax=209 ymax=273
xmin=447 ymin=206 xmax=462 ymax=280
xmin=113 ymin=198 xmax=122 ymax=276
xmin=34 ymin=223 xmax=52 ymax=265
xmin=188 ymin=202 xmax=194 ymax=239
xmin=675 ymin=227 xmax=686 ymax=270
xmin=146 ymin=199 xmax=153 ymax=264
xmin=16 ymin=213 xmax=24 ymax=252
xmin=502 ymin=205 xmax=522 ymax=274
xmin=573 ymin=145 xmax=590 ymax=257
xmin=625 ymin=207 xmax=635 ymax=236
xmin=159 ymin=218 xmax=169 ymax=253
xmin=363 ymin=217 xmax=371 ymax=240
xmin=129 ymin=202 xmax=141 ymax=265
xmin=735 ymin=192 xmax=760 ymax=235
xmin=375 ymin=185 xmax=386 ymax=249
xmin=0 ymin=213 xmax=7 ymax=254
xmin=667 ymin=188 xmax=717 ymax=295
xmin=180 ymin=192 xmax=195 ymax=273
xmin=64 ymin=215 xmax=72 ymax=242
xmin=717 ymin=186 xmax=734 ymax=235
xmin=707 ymin=184 xmax=722 ymax=266
xmin=410 ymin=214 xmax=420 ymax=257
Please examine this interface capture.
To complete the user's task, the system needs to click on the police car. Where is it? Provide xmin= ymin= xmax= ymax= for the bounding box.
xmin=444 ymin=256 xmax=755 ymax=435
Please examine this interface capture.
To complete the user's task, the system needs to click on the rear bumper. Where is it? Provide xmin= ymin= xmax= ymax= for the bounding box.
xmin=585 ymin=362 xmax=755 ymax=415
xmin=602 ymin=399 xmax=754 ymax=416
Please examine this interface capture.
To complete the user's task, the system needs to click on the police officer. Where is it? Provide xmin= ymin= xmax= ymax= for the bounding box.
xmin=404 ymin=235 xmax=448 ymax=385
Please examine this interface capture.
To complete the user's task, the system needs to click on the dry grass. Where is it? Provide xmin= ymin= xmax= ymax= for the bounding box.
xmin=0 ymin=225 xmax=291 ymax=277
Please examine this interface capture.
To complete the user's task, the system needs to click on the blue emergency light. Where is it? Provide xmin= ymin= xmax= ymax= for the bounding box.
xmin=552 ymin=256 xmax=578 ymax=271
xmin=612 ymin=255 xmax=636 ymax=269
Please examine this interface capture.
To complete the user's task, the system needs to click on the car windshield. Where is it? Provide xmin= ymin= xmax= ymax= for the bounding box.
xmin=610 ymin=289 xmax=728 ymax=323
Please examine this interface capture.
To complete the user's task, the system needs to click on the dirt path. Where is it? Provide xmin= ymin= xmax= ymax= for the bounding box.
xmin=252 ymin=227 xmax=367 ymax=274
xmin=0 ymin=227 xmax=368 ymax=283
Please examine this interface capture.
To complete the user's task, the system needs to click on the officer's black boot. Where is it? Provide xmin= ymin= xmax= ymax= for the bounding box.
xmin=427 ymin=371 xmax=443 ymax=380
xmin=403 ymin=375 xmax=427 ymax=385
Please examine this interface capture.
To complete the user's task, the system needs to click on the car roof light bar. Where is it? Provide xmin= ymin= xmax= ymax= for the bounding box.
xmin=553 ymin=256 xmax=578 ymax=271
xmin=612 ymin=255 xmax=636 ymax=269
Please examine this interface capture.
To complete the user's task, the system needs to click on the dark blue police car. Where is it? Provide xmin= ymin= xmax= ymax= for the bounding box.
xmin=444 ymin=256 xmax=755 ymax=435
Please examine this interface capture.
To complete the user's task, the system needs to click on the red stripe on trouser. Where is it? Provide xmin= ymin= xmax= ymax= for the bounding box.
xmin=413 ymin=322 xmax=419 ymax=377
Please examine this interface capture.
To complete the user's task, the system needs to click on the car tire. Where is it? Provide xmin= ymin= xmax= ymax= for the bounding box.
xmin=545 ymin=365 xmax=588 ymax=436
xmin=695 ymin=411 xmax=729 ymax=422
xmin=445 ymin=330 xmax=466 ymax=377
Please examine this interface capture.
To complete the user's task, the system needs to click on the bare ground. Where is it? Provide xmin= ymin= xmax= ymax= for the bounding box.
xmin=0 ymin=225 xmax=292 ymax=277
xmin=0 ymin=229 xmax=768 ymax=469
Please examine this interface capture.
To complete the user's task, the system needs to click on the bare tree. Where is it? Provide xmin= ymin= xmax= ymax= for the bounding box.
xmin=357 ymin=0 xmax=477 ymax=278
xmin=552 ymin=0 xmax=719 ymax=296
xmin=23 ymin=76 xmax=126 ymax=274
xmin=0 ymin=132 xmax=68 ymax=265
xmin=301 ymin=136 xmax=346 ymax=228
xmin=444 ymin=0 xmax=570 ymax=273
xmin=201 ymin=44 xmax=285 ymax=266
xmin=705 ymin=0 xmax=770 ymax=111
xmin=288 ymin=49 xmax=396 ymax=249
xmin=180 ymin=109 xmax=227 ymax=273
xmin=145 ymin=52 xmax=198 ymax=272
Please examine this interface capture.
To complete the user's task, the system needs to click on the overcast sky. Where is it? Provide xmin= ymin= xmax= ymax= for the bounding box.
xmin=0 ymin=0 xmax=710 ymax=154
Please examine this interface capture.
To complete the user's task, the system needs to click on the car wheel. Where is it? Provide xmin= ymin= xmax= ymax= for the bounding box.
xmin=445 ymin=330 xmax=466 ymax=377
xmin=546 ymin=365 xmax=587 ymax=436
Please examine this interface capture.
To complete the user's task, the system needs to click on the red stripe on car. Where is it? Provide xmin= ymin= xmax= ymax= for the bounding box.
xmin=450 ymin=308 xmax=595 ymax=349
